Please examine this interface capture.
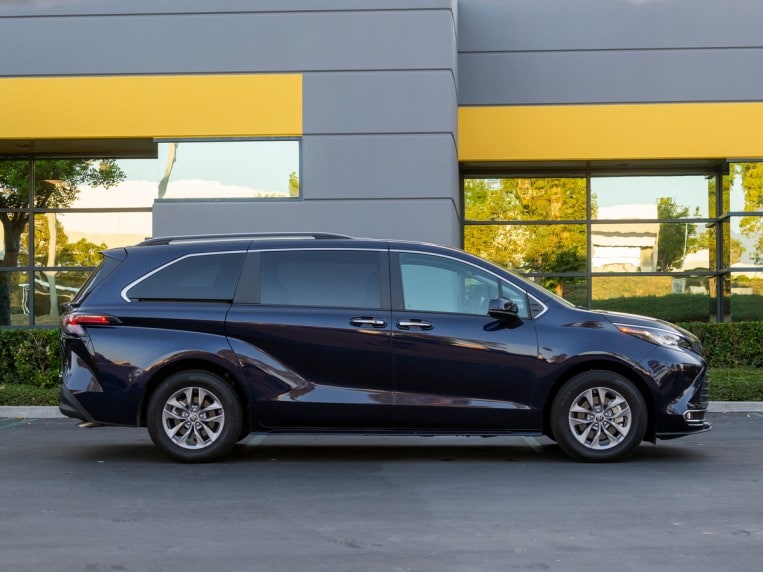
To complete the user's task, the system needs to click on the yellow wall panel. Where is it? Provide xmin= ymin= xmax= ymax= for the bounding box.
xmin=1 ymin=74 xmax=302 ymax=139
xmin=458 ymin=103 xmax=763 ymax=162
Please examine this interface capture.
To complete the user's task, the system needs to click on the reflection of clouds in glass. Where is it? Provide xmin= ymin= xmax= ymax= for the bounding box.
xmin=158 ymin=140 xmax=299 ymax=193
xmin=592 ymin=176 xmax=707 ymax=217
xmin=58 ymin=211 xmax=152 ymax=248
xmin=162 ymin=179 xmax=289 ymax=199
xmin=71 ymin=180 xmax=156 ymax=209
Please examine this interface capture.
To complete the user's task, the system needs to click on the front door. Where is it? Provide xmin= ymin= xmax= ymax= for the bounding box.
xmin=390 ymin=251 xmax=539 ymax=431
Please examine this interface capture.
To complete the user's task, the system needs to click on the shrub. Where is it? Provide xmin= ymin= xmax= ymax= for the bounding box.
xmin=678 ymin=322 xmax=763 ymax=368
xmin=0 ymin=329 xmax=61 ymax=389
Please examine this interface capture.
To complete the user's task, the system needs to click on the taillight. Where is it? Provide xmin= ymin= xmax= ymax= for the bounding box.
xmin=63 ymin=313 xmax=120 ymax=336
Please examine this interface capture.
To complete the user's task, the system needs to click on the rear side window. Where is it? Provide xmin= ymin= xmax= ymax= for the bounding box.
xmin=126 ymin=252 xmax=245 ymax=301
xmin=260 ymin=250 xmax=382 ymax=309
xmin=72 ymin=255 xmax=122 ymax=305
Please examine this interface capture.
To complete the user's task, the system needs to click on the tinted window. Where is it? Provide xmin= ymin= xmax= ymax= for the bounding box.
xmin=260 ymin=250 xmax=382 ymax=309
xmin=398 ymin=253 xmax=528 ymax=317
xmin=128 ymin=252 xmax=245 ymax=301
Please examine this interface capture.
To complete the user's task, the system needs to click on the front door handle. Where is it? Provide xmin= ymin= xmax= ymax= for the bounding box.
xmin=350 ymin=317 xmax=387 ymax=328
xmin=396 ymin=319 xmax=434 ymax=331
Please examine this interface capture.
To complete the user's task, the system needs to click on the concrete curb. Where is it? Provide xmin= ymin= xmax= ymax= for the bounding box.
xmin=1 ymin=402 xmax=763 ymax=419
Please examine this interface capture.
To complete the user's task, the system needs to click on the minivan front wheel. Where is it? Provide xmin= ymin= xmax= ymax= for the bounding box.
xmin=147 ymin=371 xmax=242 ymax=463
xmin=551 ymin=371 xmax=646 ymax=462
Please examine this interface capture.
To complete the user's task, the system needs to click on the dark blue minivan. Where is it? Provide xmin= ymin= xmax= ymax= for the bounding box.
xmin=60 ymin=233 xmax=710 ymax=462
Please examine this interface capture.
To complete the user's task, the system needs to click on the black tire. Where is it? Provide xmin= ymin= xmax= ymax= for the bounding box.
xmin=147 ymin=370 xmax=243 ymax=463
xmin=550 ymin=370 xmax=647 ymax=462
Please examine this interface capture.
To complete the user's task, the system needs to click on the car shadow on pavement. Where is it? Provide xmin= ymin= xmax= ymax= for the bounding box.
xmin=54 ymin=435 xmax=710 ymax=466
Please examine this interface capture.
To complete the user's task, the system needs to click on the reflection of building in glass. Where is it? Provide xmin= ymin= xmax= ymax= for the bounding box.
xmin=592 ymin=205 xmax=659 ymax=272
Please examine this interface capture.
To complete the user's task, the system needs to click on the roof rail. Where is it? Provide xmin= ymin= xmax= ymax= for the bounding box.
xmin=138 ymin=232 xmax=353 ymax=246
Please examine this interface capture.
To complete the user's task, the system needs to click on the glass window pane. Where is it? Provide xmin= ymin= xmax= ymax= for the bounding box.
xmin=31 ymin=212 xmax=152 ymax=266
xmin=591 ymin=221 xmax=710 ymax=272
xmin=128 ymin=253 xmax=245 ymax=301
xmin=464 ymin=177 xmax=586 ymax=221
xmin=731 ymin=214 xmax=763 ymax=266
xmin=33 ymin=158 xmax=128 ymax=209
xmin=0 ymin=160 xmax=30 ymax=209
xmin=158 ymin=140 xmax=300 ymax=199
xmin=0 ymin=271 xmax=31 ymax=327
xmin=537 ymin=276 xmax=588 ymax=307
xmin=398 ymin=252 xmax=528 ymax=317
xmin=465 ymin=224 xmax=587 ymax=274
xmin=730 ymin=163 xmax=763 ymax=214
xmin=32 ymin=270 xmax=89 ymax=326
xmin=730 ymin=271 xmax=763 ymax=321
xmin=592 ymin=276 xmax=711 ymax=322
xmin=59 ymin=158 xmax=158 ymax=209
xmin=591 ymin=175 xmax=711 ymax=219
xmin=260 ymin=251 xmax=381 ymax=309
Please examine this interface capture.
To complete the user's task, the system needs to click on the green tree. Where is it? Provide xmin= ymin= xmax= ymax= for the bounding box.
xmin=0 ymin=159 xmax=124 ymax=325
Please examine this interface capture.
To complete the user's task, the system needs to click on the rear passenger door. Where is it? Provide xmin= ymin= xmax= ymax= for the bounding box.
xmin=226 ymin=244 xmax=394 ymax=429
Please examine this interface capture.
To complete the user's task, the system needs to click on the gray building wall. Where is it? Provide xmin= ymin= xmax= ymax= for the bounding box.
xmin=458 ymin=0 xmax=763 ymax=105
xmin=6 ymin=1 xmax=762 ymax=246
xmin=0 ymin=0 xmax=460 ymax=246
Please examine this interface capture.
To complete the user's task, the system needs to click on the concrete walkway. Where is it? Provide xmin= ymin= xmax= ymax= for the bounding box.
xmin=1 ymin=402 xmax=762 ymax=419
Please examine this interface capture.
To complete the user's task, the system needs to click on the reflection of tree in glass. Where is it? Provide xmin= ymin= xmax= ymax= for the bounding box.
xmin=656 ymin=197 xmax=699 ymax=271
xmin=0 ymin=159 xmax=124 ymax=325
xmin=288 ymin=171 xmax=299 ymax=198
xmin=737 ymin=163 xmax=763 ymax=264
xmin=464 ymin=178 xmax=589 ymax=296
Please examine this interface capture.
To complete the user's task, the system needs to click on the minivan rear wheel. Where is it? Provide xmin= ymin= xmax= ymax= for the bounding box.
xmin=550 ymin=370 xmax=646 ymax=462
xmin=147 ymin=370 xmax=242 ymax=463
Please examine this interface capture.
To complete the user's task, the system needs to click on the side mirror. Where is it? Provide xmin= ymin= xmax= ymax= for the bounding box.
xmin=488 ymin=297 xmax=519 ymax=320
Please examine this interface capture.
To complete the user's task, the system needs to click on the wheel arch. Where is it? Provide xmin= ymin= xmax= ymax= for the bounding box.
xmin=137 ymin=357 xmax=251 ymax=429
xmin=542 ymin=360 xmax=657 ymax=443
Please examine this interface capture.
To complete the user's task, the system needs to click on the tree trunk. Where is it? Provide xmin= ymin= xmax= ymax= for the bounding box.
xmin=0 ymin=213 xmax=28 ymax=326
xmin=45 ymin=213 xmax=59 ymax=317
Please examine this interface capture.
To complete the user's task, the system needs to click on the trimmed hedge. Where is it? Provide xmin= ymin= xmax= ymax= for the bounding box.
xmin=0 ymin=325 xmax=761 ymax=404
xmin=0 ymin=329 xmax=60 ymax=390
xmin=678 ymin=322 xmax=763 ymax=368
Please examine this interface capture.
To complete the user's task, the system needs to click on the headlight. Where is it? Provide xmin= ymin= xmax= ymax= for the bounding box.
xmin=615 ymin=323 xmax=694 ymax=351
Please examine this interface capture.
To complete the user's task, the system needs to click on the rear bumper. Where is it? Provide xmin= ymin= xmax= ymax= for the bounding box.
xmin=59 ymin=385 xmax=95 ymax=424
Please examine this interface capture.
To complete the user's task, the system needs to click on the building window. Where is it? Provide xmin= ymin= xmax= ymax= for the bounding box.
xmin=0 ymin=138 xmax=301 ymax=327
xmin=157 ymin=140 xmax=300 ymax=200
xmin=464 ymin=165 xmax=763 ymax=322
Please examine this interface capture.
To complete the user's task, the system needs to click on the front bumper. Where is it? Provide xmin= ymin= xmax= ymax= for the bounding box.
xmin=656 ymin=364 xmax=712 ymax=439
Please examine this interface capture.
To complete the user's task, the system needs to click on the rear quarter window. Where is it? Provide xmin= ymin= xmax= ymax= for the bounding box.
xmin=71 ymin=255 xmax=122 ymax=305
xmin=126 ymin=252 xmax=245 ymax=301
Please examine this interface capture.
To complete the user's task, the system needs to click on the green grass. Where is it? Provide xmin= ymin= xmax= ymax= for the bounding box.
xmin=708 ymin=368 xmax=763 ymax=401
xmin=1 ymin=367 xmax=762 ymax=407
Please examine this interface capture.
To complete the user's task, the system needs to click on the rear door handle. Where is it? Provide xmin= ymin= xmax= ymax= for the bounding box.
xmin=396 ymin=319 xmax=433 ymax=331
xmin=350 ymin=317 xmax=387 ymax=328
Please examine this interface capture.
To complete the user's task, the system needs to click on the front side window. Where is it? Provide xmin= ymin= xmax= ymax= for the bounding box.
xmin=127 ymin=252 xmax=245 ymax=301
xmin=397 ymin=253 xmax=528 ymax=318
xmin=259 ymin=250 xmax=382 ymax=309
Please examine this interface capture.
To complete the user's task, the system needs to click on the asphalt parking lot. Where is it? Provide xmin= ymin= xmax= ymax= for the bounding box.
xmin=1 ymin=413 xmax=761 ymax=572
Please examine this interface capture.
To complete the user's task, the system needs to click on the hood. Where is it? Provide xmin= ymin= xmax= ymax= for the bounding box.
xmin=591 ymin=309 xmax=703 ymax=355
